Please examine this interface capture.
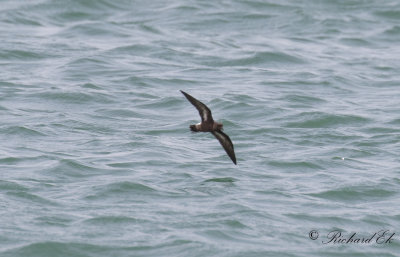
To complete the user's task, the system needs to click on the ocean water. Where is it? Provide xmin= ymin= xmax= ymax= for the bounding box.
xmin=1 ymin=0 xmax=400 ymax=256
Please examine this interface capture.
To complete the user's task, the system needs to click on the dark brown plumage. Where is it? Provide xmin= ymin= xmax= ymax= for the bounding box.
xmin=181 ymin=90 xmax=237 ymax=165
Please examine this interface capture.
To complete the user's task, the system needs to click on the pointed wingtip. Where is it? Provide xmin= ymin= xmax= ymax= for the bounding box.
xmin=232 ymin=157 xmax=237 ymax=165
xmin=180 ymin=90 xmax=189 ymax=98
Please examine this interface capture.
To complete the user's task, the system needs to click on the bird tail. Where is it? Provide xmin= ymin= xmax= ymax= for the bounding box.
xmin=190 ymin=125 xmax=198 ymax=132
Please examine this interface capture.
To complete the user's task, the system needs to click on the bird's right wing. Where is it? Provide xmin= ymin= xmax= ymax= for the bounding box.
xmin=180 ymin=90 xmax=213 ymax=123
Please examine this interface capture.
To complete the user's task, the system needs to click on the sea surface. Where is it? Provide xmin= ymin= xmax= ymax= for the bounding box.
xmin=1 ymin=0 xmax=400 ymax=256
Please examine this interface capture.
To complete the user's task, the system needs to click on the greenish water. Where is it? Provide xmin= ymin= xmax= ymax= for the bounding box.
xmin=1 ymin=0 xmax=399 ymax=256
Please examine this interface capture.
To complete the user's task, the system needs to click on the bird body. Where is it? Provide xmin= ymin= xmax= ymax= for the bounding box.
xmin=190 ymin=121 xmax=223 ymax=132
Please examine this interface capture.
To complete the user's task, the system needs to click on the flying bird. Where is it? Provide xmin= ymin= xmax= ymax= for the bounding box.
xmin=180 ymin=90 xmax=237 ymax=165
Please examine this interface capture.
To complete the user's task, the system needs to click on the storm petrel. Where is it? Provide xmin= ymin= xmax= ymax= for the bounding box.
xmin=180 ymin=90 xmax=237 ymax=165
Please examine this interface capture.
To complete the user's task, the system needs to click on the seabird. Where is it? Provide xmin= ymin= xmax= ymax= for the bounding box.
xmin=180 ymin=90 xmax=237 ymax=165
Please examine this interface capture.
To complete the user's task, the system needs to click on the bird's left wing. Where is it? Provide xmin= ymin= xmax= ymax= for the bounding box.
xmin=212 ymin=130 xmax=237 ymax=165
